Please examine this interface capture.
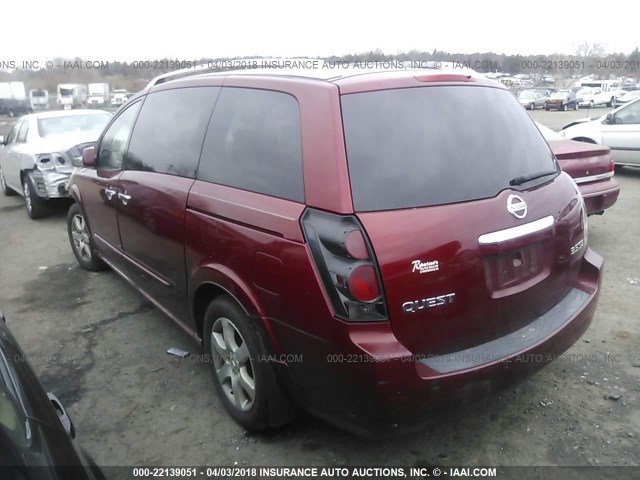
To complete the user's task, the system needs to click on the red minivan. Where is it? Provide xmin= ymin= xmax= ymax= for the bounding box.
xmin=66 ymin=67 xmax=603 ymax=435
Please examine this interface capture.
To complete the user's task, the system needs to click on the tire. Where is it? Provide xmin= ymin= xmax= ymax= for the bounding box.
xmin=545 ymin=106 xmax=550 ymax=111
xmin=608 ymin=97 xmax=616 ymax=108
xmin=67 ymin=203 xmax=107 ymax=271
xmin=22 ymin=176 xmax=49 ymax=219
xmin=203 ymin=296 xmax=292 ymax=431
xmin=589 ymin=101 xmax=594 ymax=109
xmin=574 ymin=102 xmax=579 ymax=111
xmin=562 ymin=103 xmax=568 ymax=111
xmin=529 ymin=103 xmax=535 ymax=110
xmin=8 ymin=110 xmax=14 ymax=117
xmin=0 ymin=167 xmax=16 ymax=196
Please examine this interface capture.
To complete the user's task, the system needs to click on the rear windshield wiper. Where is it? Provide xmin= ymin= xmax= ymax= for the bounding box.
xmin=509 ymin=170 xmax=559 ymax=186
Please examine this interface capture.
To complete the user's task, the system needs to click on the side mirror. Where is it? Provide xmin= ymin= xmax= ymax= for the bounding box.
xmin=82 ymin=146 xmax=96 ymax=168
xmin=0 ymin=135 xmax=5 ymax=145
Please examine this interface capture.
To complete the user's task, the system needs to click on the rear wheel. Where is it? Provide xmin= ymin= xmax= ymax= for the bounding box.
xmin=203 ymin=296 xmax=292 ymax=431
xmin=22 ymin=177 xmax=49 ymax=219
xmin=608 ymin=97 xmax=616 ymax=108
xmin=574 ymin=102 xmax=579 ymax=111
xmin=529 ymin=103 xmax=535 ymax=110
xmin=589 ymin=100 xmax=594 ymax=109
xmin=562 ymin=103 xmax=568 ymax=111
xmin=67 ymin=203 xmax=106 ymax=271
xmin=0 ymin=167 xmax=15 ymax=196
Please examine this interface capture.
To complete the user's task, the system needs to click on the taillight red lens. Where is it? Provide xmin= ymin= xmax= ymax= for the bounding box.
xmin=344 ymin=230 xmax=369 ymax=260
xmin=608 ymin=158 xmax=615 ymax=172
xmin=347 ymin=265 xmax=380 ymax=302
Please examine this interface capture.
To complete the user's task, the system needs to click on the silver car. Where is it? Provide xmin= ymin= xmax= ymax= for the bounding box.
xmin=0 ymin=110 xmax=111 ymax=218
xmin=517 ymin=90 xmax=548 ymax=110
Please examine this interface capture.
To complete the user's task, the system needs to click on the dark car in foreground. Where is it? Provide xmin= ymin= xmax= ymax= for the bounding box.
xmin=67 ymin=65 xmax=602 ymax=435
xmin=546 ymin=90 xmax=579 ymax=111
xmin=0 ymin=310 xmax=104 ymax=479
xmin=0 ymin=99 xmax=32 ymax=117
xmin=536 ymin=122 xmax=620 ymax=216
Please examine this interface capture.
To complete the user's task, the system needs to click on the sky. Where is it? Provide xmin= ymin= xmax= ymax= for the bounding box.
xmin=2 ymin=0 xmax=638 ymax=62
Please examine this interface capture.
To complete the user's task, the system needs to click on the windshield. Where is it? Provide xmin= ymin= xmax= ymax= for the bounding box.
xmin=37 ymin=114 xmax=111 ymax=138
xmin=551 ymin=92 xmax=568 ymax=99
xmin=341 ymin=86 xmax=557 ymax=212
xmin=31 ymin=91 xmax=46 ymax=97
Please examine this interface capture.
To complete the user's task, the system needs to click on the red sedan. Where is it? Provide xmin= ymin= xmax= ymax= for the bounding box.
xmin=537 ymin=122 xmax=620 ymax=216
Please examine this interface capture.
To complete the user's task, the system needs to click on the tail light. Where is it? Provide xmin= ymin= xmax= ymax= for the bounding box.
xmin=608 ymin=157 xmax=615 ymax=172
xmin=301 ymin=209 xmax=387 ymax=322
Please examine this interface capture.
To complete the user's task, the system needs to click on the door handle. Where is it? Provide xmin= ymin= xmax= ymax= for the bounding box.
xmin=104 ymin=187 xmax=116 ymax=200
xmin=118 ymin=191 xmax=131 ymax=205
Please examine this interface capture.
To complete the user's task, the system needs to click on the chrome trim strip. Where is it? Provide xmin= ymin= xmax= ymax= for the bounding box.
xmin=478 ymin=215 xmax=554 ymax=244
xmin=574 ymin=171 xmax=614 ymax=185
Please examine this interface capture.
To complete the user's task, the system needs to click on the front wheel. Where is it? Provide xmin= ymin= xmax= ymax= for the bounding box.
xmin=22 ymin=177 xmax=49 ymax=219
xmin=203 ymin=296 xmax=292 ymax=431
xmin=67 ymin=203 xmax=106 ymax=271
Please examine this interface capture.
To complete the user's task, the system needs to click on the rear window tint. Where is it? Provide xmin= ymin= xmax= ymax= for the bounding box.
xmin=198 ymin=87 xmax=304 ymax=202
xmin=341 ymin=86 xmax=557 ymax=212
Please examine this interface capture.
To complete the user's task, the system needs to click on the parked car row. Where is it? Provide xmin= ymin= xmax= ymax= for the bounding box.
xmin=0 ymin=67 xmax=611 ymax=448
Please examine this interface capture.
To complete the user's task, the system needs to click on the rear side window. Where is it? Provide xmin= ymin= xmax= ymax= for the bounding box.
xmin=341 ymin=86 xmax=557 ymax=212
xmin=126 ymin=87 xmax=220 ymax=178
xmin=16 ymin=122 xmax=28 ymax=143
xmin=198 ymin=87 xmax=304 ymax=202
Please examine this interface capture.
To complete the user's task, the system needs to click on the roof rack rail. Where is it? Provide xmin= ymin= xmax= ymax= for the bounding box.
xmin=145 ymin=62 xmax=219 ymax=89
xmin=145 ymin=57 xmax=325 ymax=89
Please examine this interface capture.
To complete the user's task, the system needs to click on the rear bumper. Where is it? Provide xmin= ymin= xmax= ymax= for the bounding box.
xmin=295 ymin=248 xmax=603 ymax=436
xmin=579 ymin=177 xmax=620 ymax=215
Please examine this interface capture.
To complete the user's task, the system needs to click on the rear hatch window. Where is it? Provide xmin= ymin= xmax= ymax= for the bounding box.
xmin=341 ymin=85 xmax=558 ymax=212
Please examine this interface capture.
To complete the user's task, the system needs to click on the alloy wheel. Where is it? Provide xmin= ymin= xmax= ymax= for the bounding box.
xmin=210 ymin=317 xmax=256 ymax=412
xmin=71 ymin=214 xmax=92 ymax=262
xmin=23 ymin=182 xmax=32 ymax=213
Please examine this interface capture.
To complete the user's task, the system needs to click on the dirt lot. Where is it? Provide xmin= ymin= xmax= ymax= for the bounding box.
xmin=0 ymin=109 xmax=639 ymax=471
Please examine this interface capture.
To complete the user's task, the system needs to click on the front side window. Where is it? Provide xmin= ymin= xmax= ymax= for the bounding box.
xmin=125 ymin=87 xmax=220 ymax=178
xmin=97 ymin=102 xmax=142 ymax=171
xmin=198 ymin=88 xmax=304 ymax=202
xmin=5 ymin=123 xmax=20 ymax=144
